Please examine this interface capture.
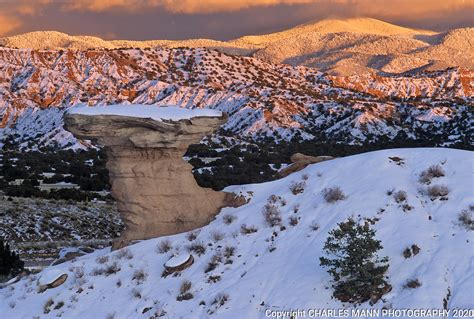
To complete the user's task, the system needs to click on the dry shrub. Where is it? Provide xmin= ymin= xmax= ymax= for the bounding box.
xmin=403 ymin=244 xmax=420 ymax=258
xmin=44 ymin=298 xmax=54 ymax=314
xmin=290 ymin=181 xmax=306 ymax=195
xmin=289 ymin=216 xmax=299 ymax=226
xmin=132 ymin=288 xmax=142 ymax=299
xmin=132 ymin=269 xmax=147 ymax=284
xmin=186 ymin=231 xmax=199 ymax=242
xmin=323 ymin=187 xmax=346 ymax=203
xmin=105 ymin=262 xmax=121 ymax=275
xmin=240 ymin=224 xmax=258 ymax=235
xmin=187 ymin=241 xmax=206 ymax=256
xmin=262 ymin=203 xmax=282 ymax=227
xmin=458 ymin=209 xmax=474 ymax=230
xmin=177 ymin=280 xmax=194 ymax=301
xmin=411 ymin=244 xmax=421 ymax=256
xmin=310 ymin=221 xmax=320 ymax=231
xmin=54 ymin=301 xmax=64 ymax=310
xmin=393 ymin=190 xmax=407 ymax=203
xmin=267 ymin=194 xmax=286 ymax=206
xmin=404 ymin=279 xmax=421 ymax=289
xmin=180 ymin=280 xmax=192 ymax=294
xmin=157 ymin=239 xmax=172 ymax=254
xmin=403 ymin=248 xmax=412 ymax=258
xmin=222 ymin=214 xmax=236 ymax=225
xmin=426 ymin=185 xmax=449 ymax=199
xmin=419 ymin=165 xmax=445 ymax=184
xmin=115 ymin=248 xmax=133 ymax=260
xmin=212 ymin=293 xmax=229 ymax=306
xmin=223 ymin=246 xmax=235 ymax=259
xmin=96 ymin=255 xmax=109 ymax=264
xmin=205 ymin=253 xmax=222 ymax=273
xmin=210 ymin=231 xmax=224 ymax=242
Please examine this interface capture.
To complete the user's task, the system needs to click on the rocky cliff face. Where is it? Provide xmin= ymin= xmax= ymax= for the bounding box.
xmin=64 ymin=112 xmax=240 ymax=247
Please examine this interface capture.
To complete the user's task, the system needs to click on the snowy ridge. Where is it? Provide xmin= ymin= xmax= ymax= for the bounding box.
xmin=0 ymin=47 xmax=472 ymax=149
xmin=1 ymin=19 xmax=473 ymax=75
xmin=1 ymin=148 xmax=472 ymax=318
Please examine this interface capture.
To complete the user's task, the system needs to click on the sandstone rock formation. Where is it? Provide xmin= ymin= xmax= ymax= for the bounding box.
xmin=64 ymin=110 xmax=241 ymax=248
xmin=278 ymin=153 xmax=335 ymax=178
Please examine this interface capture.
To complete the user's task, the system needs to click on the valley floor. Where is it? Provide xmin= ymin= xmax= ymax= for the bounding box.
xmin=0 ymin=197 xmax=122 ymax=269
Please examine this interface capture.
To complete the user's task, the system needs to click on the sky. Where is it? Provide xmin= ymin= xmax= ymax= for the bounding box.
xmin=0 ymin=0 xmax=473 ymax=40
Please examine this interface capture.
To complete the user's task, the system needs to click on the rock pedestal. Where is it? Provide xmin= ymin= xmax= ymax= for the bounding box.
xmin=64 ymin=112 xmax=239 ymax=249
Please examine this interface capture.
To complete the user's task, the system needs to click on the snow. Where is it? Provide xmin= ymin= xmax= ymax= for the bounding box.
xmin=1 ymin=148 xmax=473 ymax=318
xmin=67 ymin=104 xmax=222 ymax=122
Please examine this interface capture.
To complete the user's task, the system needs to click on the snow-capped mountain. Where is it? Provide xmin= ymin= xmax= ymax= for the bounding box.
xmin=1 ymin=148 xmax=472 ymax=318
xmin=0 ymin=47 xmax=472 ymax=149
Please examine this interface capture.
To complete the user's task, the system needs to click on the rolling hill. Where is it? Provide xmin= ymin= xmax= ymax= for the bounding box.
xmin=1 ymin=18 xmax=472 ymax=75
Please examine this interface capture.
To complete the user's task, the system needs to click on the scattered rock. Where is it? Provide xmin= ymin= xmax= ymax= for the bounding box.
xmin=278 ymin=153 xmax=334 ymax=178
xmin=51 ymin=251 xmax=85 ymax=266
xmin=163 ymin=253 xmax=194 ymax=276
xmin=38 ymin=270 xmax=68 ymax=293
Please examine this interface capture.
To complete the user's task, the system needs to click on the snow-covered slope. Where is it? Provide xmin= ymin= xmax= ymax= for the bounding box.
xmin=1 ymin=148 xmax=473 ymax=318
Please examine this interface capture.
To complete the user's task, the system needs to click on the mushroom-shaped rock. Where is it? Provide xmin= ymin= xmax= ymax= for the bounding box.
xmin=64 ymin=105 xmax=240 ymax=249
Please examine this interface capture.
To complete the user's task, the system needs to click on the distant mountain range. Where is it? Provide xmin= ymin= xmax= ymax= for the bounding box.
xmin=0 ymin=45 xmax=471 ymax=149
xmin=1 ymin=18 xmax=473 ymax=75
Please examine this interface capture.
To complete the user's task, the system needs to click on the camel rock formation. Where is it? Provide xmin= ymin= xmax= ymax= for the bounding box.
xmin=64 ymin=107 xmax=241 ymax=248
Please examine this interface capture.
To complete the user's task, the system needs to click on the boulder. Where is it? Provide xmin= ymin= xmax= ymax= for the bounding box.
xmin=51 ymin=251 xmax=85 ymax=266
xmin=163 ymin=253 xmax=194 ymax=276
xmin=64 ymin=107 xmax=242 ymax=249
xmin=38 ymin=269 xmax=68 ymax=292
xmin=278 ymin=153 xmax=335 ymax=178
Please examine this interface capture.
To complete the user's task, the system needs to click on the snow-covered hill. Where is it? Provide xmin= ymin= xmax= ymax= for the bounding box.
xmin=2 ymin=18 xmax=473 ymax=75
xmin=0 ymin=47 xmax=472 ymax=149
xmin=1 ymin=148 xmax=472 ymax=318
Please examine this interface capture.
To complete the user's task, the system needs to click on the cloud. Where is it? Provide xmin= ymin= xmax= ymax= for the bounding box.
xmin=159 ymin=0 xmax=316 ymax=14
xmin=0 ymin=0 xmax=55 ymax=35
xmin=59 ymin=0 xmax=331 ymax=13
xmin=2 ymin=0 xmax=473 ymax=17
xmin=0 ymin=14 xmax=21 ymax=36
xmin=347 ymin=0 xmax=473 ymax=18
xmin=61 ymin=0 xmax=149 ymax=12
xmin=0 ymin=0 xmax=471 ymax=38
xmin=15 ymin=0 xmax=53 ymax=16
xmin=56 ymin=0 xmax=474 ymax=15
